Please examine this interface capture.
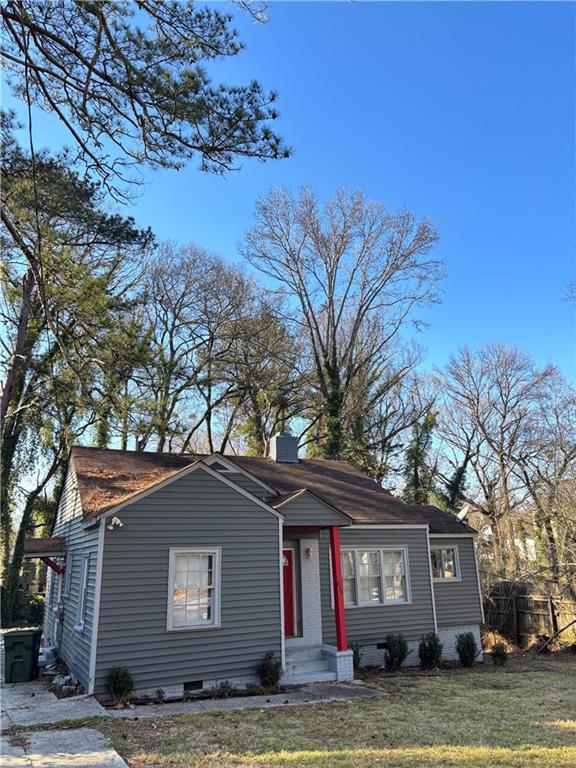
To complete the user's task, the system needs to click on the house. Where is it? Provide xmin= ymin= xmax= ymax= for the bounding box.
xmin=24 ymin=433 xmax=484 ymax=696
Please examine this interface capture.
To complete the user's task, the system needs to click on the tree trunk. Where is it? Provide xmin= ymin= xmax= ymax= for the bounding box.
xmin=1 ymin=415 xmax=19 ymax=574
xmin=1 ymin=455 xmax=63 ymax=625
xmin=2 ymin=494 xmax=37 ymax=626
xmin=1 ymin=273 xmax=40 ymax=574
xmin=120 ymin=381 xmax=130 ymax=451
xmin=540 ymin=513 xmax=561 ymax=584
xmin=0 ymin=267 xmax=35 ymax=428
xmin=324 ymin=383 xmax=344 ymax=459
xmin=1 ymin=354 xmax=38 ymax=574
xmin=241 ymin=393 xmax=266 ymax=456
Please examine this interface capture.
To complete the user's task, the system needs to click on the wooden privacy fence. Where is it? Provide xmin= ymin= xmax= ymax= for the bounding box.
xmin=484 ymin=581 xmax=576 ymax=646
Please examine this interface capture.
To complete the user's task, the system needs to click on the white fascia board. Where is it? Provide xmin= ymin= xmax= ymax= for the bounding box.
xmin=87 ymin=517 xmax=105 ymax=694
xmin=278 ymin=517 xmax=285 ymax=670
xmin=425 ymin=526 xmax=438 ymax=632
xmin=204 ymin=453 xmax=277 ymax=497
xmin=273 ymin=489 xmax=307 ymax=508
xmin=472 ymin=538 xmax=486 ymax=623
xmin=347 ymin=524 xmax=430 ymax=529
xmin=274 ymin=489 xmax=353 ymax=523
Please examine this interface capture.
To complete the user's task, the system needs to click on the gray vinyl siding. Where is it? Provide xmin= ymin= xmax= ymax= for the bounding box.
xmin=320 ymin=528 xmax=436 ymax=644
xmin=280 ymin=494 xmax=350 ymax=527
xmin=94 ymin=467 xmax=281 ymax=694
xmin=216 ymin=471 xmax=275 ymax=502
xmin=45 ymin=463 xmax=99 ymax=690
xmin=432 ymin=537 xmax=483 ymax=627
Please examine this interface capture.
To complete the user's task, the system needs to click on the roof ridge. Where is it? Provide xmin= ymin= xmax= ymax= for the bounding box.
xmin=72 ymin=444 xmax=204 ymax=459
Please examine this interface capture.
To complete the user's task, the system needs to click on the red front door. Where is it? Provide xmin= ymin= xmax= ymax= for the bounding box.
xmin=282 ymin=548 xmax=295 ymax=637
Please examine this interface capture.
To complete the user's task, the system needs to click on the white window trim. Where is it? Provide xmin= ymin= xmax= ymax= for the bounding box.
xmin=166 ymin=547 xmax=222 ymax=632
xmin=49 ymin=568 xmax=62 ymax=614
xmin=332 ymin=547 xmax=412 ymax=608
xmin=74 ymin=553 xmax=90 ymax=632
xmin=430 ymin=545 xmax=461 ymax=582
xmin=62 ymin=552 xmax=73 ymax=598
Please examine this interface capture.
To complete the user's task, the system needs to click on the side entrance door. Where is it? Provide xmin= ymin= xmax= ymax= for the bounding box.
xmin=282 ymin=548 xmax=295 ymax=637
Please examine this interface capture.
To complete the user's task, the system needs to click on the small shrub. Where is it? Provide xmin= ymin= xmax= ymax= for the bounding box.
xmin=183 ymin=690 xmax=197 ymax=701
xmin=348 ymin=641 xmax=363 ymax=671
xmin=256 ymin=651 xmax=282 ymax=689
xmin=244 ymin=683 xmax=267 ymax=696
xmin=107 ymin=666 xmax=134 ymax=703
xmin=211 ymin=680 xmax=236 ymax=699
xmin=482 ymin=629 xmax=510 ymax=653
xmin=491 ymin=642 xmax=508 ymax=666
xmin=456 ymin=632 xmax=479 ymax=667
xmin=383 ymin=633 xmax=408 ymax=672
xmin=419 ymin=632 xmax=443 ymax=670
xmin=155 ymin=688 xmax=165 ymax=701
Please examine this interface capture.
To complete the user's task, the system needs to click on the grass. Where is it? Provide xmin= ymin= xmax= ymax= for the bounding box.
xmin=95 ymin=653 xmax=576 ymax=768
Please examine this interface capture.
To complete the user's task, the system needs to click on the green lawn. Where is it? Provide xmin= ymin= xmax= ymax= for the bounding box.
xmin=99 ymin=654 xmax=576 ymax=768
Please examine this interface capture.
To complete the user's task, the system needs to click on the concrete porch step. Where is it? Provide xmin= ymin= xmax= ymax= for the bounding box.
xmin=284 ymin=659 xmax=331 ymax=674
xmin=283 ymin=645 xmax=337 ymax=684
xmin=282 ymin=670 xmax=337 ymax=684
xmin=284 ymin=645 xmax=324 ymax=662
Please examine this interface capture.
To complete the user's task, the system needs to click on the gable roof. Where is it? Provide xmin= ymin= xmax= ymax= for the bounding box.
xmin=203 ymin=453 xmax=277 ymax=495
xmin=71 ymin=445 xmax=473 ymax=534
xmin=272 ymin=488 xmax=353 ymax=522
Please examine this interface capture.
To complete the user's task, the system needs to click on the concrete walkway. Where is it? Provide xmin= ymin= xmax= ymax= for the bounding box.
xmin=1 ymin=677 xmax=381 ymax=766
xmin=1 ymin=728 xmax=128 ymax=768
xmin=2 ymin=676 xmax=381 ymax=730
xmin=106 ymin=680 xmax=383 ymax=719
xmin=1 ymin=680 xmax=107 ymax=730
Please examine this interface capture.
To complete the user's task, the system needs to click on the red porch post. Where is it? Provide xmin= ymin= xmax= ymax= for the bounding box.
xmin=329 ymin=525 xmax=347 ymax=652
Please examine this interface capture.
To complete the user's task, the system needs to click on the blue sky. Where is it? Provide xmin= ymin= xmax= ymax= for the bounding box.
xmin=7 ymin=1 xmax=576 ymax=378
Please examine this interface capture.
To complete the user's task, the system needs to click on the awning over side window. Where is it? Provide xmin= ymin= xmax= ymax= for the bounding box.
xmin=23 ymin=537 xmax=66 ymax=558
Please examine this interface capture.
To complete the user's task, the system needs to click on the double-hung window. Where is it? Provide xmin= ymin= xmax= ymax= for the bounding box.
xmin=62 ymin=553 xmax=73 ymax=598
xmin=339 ymin=548 xmax=409 ymax=606
xmin=430 ymin=546 xmax=460 ymax=581
xmin=167 ymin=548 xmax=221 ymax=630
xmin=340 ymin=551 xmax=357 ymax=605
xmin=382 ymin=549 xmax=408 ymax=602
xmin=357 ymin=551 xmax=382 ymax=603
xmin=48 ymin=568 xmax=62 ymax=613
xmin=75 ymin=554 xmax=90 ymax=631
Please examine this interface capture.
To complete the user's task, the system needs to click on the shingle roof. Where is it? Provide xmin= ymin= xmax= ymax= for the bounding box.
xmin=71 ymin=446 xmax=473 ymax=535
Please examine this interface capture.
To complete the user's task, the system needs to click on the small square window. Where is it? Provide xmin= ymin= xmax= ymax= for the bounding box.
xmin=431 ymin=547 xmax=460 ymax=581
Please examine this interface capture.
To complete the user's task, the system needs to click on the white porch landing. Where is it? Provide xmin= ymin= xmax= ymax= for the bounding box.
xmin=282 ymin=645 xmax=354 ymax=685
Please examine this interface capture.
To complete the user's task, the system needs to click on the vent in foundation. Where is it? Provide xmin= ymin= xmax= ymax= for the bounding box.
xmin=184 ymin=680 xmax=203 ymax=691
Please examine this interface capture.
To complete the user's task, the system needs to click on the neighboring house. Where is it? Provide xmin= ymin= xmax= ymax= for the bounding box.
xmin=458 ymin=503 xmax=538 ymax=565
xmin=24 ymin=433 xmax=484 ymax=696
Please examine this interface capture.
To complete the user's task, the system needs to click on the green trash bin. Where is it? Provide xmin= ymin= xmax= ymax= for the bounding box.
xmin=4 ymin=628 xmax=42 ymax=684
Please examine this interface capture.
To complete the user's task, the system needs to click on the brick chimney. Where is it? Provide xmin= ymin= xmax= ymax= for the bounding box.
xmin=269 ymin=431 xmax=299 ymax=463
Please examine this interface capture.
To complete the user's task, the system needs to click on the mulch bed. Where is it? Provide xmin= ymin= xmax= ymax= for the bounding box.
xmin=355 ymin=646 xmax=576 ymax=683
